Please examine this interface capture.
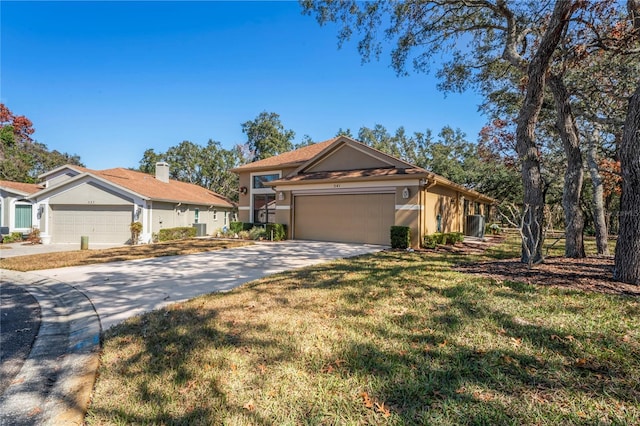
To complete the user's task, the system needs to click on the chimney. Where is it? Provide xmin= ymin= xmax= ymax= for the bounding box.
xmin=155 ymin=162 xmax=170 ymax=183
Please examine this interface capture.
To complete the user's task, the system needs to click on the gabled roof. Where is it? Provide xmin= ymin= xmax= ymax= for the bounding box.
xmin=31 ymin=165 xmax=234 ymax=208
xmin=0 ymin=180 xmax=42 ymax=196
xmin=230 ymin=137 xmax=339 ymax=172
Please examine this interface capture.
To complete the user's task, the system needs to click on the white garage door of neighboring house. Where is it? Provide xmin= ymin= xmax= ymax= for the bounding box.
xmin=51 ymin=205 xmax=132 ymax=244
xmin=294 ymin=193 xmax=395 ymax=246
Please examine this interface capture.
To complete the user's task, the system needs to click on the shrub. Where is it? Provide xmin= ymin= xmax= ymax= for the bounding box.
xmin=2 ymin=232 xmax=24 ymax=244
xmin=423 ymin=234 xmax=438 ymax=249
xmin=229 ymin=221 xmax=244 ymax=233
xmin=423 ymin=232 xmax=463 ymax=248
xmin=26 ymin=227 xmax=42 ymax=245
xmin=265 ymin=223 xmax=287 ymax=241
xmin=488 ymin=223 xmax=502 ymax=235
xmin=448 ymin=232 xmax=464 ymax=243
xmin=158 ymin=227 xmax=197 ymax=242
xmin=238 ymin=230 xmax=250 ymax=240
xmin=248 ymin=226 xmax=266 ymax=240
xmin=130 ymin=221 xmax=143 ymax=245
xmin=390 ymin=226 xmax=411 ymax=249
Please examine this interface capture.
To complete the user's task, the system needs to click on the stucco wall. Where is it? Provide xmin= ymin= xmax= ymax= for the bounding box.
xmin=150 ymin=201 xmax=233 ymax=236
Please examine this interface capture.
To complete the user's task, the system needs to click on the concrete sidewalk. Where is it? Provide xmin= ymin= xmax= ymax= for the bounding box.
xmin=0 ymin=240 xmax=383 ymax=425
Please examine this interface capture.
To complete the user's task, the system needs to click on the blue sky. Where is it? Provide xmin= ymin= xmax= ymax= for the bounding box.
xmin=1 ymin=1 xmax=486 ymax=170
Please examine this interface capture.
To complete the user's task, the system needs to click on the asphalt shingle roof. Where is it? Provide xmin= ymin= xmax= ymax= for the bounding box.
xmin=231 ymin=138 xmax=338 ymax=171
xmin=0 ymin=180 xmax=42 ymax=195
xmin=89 ymin=167 xmax=234 ymax=207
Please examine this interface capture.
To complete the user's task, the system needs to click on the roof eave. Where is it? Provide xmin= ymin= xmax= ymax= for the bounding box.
xmin=267 ymin=172 xmax=430 ymax=187
xmin=230 ymin=161 xmax=306 ymax=174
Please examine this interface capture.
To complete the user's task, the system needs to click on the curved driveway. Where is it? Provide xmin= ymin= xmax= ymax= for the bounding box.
xmin=31 ymin=240 xmax=383 ymax=331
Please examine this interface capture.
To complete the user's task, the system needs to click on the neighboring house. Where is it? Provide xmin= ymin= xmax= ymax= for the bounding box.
xmin=231 ymin=136 xmax=495 ymax=248
xmin=4 ymin=162 xmax=235 ymax=244
xmin=0 ymin=180 xmax=43 ymax=235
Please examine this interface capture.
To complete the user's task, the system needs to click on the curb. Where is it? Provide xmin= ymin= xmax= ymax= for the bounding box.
xmin=0 ymin=269 xmax=101 ymax=425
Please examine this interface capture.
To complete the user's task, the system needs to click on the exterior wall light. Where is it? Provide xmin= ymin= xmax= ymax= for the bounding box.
xmin=240 ymin=186 xmax=248 ymax=195
xmin=278 ymin=192 xmax=285 ymax=201
xmin=402 ymin=187 xmax=410 ymax=199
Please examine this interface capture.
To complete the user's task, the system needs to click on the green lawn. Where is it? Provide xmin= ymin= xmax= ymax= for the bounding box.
xmin=86 ymin=238 xmax=639 ymax=425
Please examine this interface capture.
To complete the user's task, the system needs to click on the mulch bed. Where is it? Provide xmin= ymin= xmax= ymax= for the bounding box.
xmin=440 ymin=236 xmax=639 ymax=297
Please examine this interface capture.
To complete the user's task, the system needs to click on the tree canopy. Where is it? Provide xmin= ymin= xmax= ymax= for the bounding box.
xmin=0 ymin=103 xmax=83 ymax=183
xmin=241 ymin=111 xmax=295 ymax=162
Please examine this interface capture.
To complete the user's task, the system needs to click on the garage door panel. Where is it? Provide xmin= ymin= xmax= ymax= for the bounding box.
xmin=294 ymin=194 xmax=394 ymax=245
xmin=51 ymin=205 xmax=132 ymax=244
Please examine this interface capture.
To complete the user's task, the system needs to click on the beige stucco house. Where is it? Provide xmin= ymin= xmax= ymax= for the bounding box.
xmin=231 ymin=136 xmax=495 ymax=248
xmin=8 ymin=162 xmax=235 ymax=244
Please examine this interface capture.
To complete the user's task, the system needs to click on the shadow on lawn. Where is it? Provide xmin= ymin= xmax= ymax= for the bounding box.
xmin=91 ymin=250 xmax=639 ymax=424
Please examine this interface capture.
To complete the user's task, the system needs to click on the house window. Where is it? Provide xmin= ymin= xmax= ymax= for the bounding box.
xmin=252 ymin=174 xmax=279 ymax=189
xmin=194 ymin=208 xmax=199 ymax=224
xmin=15 ymin=204 xmax=32 ymax=229
xmin=224 ymin=211 xmax=227 ymax=225
xmin=213 ymin=209 xmax=217 ymax=221
xmin=253 ymin=194 xmax=275 ymax=223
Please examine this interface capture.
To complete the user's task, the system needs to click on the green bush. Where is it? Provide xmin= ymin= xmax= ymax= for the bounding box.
xmin=423 ymin=232 xmax=464 ymax=248
xmin=229 ymin=222 xmax=243 ymax=233
xmin=390 ymin=226 xmax=411 ymax=249
xmin=265 ymin=223 xmax=287 ymax=241
xmin=248 ymin=226 xmax=266 ymax=240
xmin=448 ymin=232 xmax=464 ymax=243
xmin=158 ymin=227 xmax=197 ymax=242
xmin=423 ymin=234 xmax=438 ymax=249
xmin=230 ymin=222 xmax=254 ymax=233
xmin=2 ymin=232 xmax=24 ymax=244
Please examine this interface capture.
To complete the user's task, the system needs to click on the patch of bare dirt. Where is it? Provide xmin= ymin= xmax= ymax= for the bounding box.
xmin=457 ymin=256 xmax=640 ymax=297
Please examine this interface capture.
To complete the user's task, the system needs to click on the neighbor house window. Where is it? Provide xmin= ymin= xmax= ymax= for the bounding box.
xmin=253 ymin=194 xmax=275 ymax=224
xmin=213 ymin=209 xmax=217 ymax=221
xmin=224 ymin=211 xmax=227 ymax=225
xmin=194 ymin=208 xmax=199 ymax=224
xmin=15 ymin=204 xmax=32 ymax=229
xmin=252 ymin=174 xmax=279 ymax=189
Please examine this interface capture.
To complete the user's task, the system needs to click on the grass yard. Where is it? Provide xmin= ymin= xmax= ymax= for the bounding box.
xmin=86 ymin=238 xmax=639 ymax=425
xmin=0 ymin=239 xmax=252 ymax=271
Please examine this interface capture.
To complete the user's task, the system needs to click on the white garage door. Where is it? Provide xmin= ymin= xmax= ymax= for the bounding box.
xmin=294 ymin=193 xmax=395 ymax=245
xmin=51 ymin=205 xmax=132 ymax=244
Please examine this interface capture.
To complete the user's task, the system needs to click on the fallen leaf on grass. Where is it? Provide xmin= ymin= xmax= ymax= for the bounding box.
xmin=510 ymin=337 xmax=522 ymax=347
xmin=574 ymin=358 xmax=588 ymax=367
xmin=438 ymin=340 xmax=447 ymax=348
xmin=361 ymin=392 xmax=374 ymax=408
xmin=375 ymin=402 xmax=391 ymax=417
xmin=243 ymin=400 xmax=255 ymax=411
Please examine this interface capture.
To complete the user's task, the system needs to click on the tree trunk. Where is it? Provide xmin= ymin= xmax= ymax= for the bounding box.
xmin=548 ymin=74 xmax=585 ymax=258
xmin=514 ymin=0 xmax=576 ymax=264
xmin=585 ymin=126 xmax=609 ymax=256
xmin=614 ymin=81 xmax=640 ymax=285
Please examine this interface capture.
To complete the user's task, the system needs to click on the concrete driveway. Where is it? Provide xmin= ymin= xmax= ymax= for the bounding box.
xmin=30 ymin=240 xmax=383 ymax=330
xmin=0 ymin=242 xmax=125 ymax=258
